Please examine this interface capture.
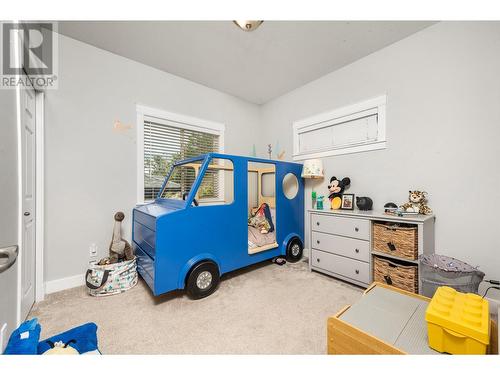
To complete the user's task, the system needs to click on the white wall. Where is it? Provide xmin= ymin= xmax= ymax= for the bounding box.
xmin=44 ymin=34 xmax=261 ymax=283
xmin=260 ymin=22 xmax=500 ymax=279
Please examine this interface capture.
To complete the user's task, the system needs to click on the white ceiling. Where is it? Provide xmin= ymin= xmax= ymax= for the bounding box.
xmin=58 ymin=21 xmax=435 ymax=104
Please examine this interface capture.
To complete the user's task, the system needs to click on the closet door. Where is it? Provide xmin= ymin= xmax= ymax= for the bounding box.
xmin=20 ymin=81 xmax=37 ymax=321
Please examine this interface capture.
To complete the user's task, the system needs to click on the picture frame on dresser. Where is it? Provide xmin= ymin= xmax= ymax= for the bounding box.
xmin=341 ymin=194 xmax=354 ymax=210
xmin=308 ymin=209 xmax=435 ymax=294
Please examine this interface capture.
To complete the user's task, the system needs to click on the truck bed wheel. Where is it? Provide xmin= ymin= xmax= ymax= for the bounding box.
xmin=186 ymin=261 xmax=220 ymax=299
xmin=286 ymin=237 xmax=303 ymax=263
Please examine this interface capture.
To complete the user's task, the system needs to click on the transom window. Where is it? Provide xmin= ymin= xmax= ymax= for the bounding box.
xmin=293 ymin=95 xmax=386 ymax=160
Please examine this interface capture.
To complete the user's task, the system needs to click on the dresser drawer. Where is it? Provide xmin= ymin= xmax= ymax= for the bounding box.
xmin=312 ymin=231 xmax=369 ymax=262
xmin=311 ymin=214 xmax=370 ymax=240
xmin=311 ymin=250 xmax=370 ymax=284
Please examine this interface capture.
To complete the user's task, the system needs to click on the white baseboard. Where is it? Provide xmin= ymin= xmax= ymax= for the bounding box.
xmin=45 ymin=273 xmax=85 ymax=295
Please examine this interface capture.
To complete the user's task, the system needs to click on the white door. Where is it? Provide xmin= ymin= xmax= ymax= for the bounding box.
xmin=0 ymin=87 xmax=21 ymax=352
xmin=21 ymin=82 xmax=36 ymax=320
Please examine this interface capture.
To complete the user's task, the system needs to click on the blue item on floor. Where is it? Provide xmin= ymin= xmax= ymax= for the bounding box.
xmin=4 ymin=318 xmax=41 ymax=355
xmin=4 ymin=319 xmax=98 ymax=355
xmin=37 ymin=322 xmax=98 ymax=354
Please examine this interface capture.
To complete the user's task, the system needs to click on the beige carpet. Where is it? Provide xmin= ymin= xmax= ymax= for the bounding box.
xmin=30 ymin=258 xmax=362 ymax=354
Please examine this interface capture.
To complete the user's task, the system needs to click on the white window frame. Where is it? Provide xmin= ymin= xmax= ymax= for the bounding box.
xmin=136 ymin=104 xmax=225 ymax=204
xmin=292 ymin=95 xmax=387 ymax=160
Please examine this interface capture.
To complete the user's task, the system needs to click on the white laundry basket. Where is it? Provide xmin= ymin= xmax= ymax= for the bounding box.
xmin=85 ymin=257 xmax=138 ymax=296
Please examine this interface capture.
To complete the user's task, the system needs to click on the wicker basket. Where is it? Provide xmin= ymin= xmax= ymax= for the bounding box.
xmin=373 ymin=222 xmax=418 ymax=260
xmin=373 ymin=256 xmax=418 ymax=293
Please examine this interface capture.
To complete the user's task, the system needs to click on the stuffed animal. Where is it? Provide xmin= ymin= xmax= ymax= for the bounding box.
xmin=400 ymin=190 xmax=433 ymax=215
xmin=328 ymin=176 xmax=351 ymax=199
xmin=328 ymin=176 xmax=351 ymax=209
xmin=43 ymin=340 xmax=79 ymax=355
xmin=104 ymin=211 xmax=134 ymax=264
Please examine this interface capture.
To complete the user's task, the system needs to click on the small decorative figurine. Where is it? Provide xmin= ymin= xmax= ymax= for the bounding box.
xmin=400 ymin=190 xmax=433 ymax=215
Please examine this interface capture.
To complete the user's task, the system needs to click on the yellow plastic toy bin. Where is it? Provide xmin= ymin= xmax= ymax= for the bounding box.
xmin=425 ymin=286 xmax=490 ymax=354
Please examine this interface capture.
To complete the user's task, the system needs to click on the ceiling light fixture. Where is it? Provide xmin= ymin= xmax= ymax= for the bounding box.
xmin=233 ymin=20 xmax=263 ymax=32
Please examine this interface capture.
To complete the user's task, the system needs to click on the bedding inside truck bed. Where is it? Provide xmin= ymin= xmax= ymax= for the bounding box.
xmin=247 ymin=207 xmax=277 ymax=250
xmin=248 ymin=226 xmax=276 ymax=249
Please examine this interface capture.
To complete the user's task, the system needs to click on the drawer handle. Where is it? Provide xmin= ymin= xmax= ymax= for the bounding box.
xmin=354 ymin=227 xmax=359 ymax=232
xmin=387 ymin=242 xmax=396 ymax=251
xmin=355 ymin=269 xmax=360 ymax=275
xmin=384 ymin=275 xmax=393 ymax=285
xmin=355 ymin=248 xmax=359 ymax=253
xmin=316 ymin=240 xmax=320 ymax=244
xmin=316 ymin=258 xmax=320 ymax=263
xmin=316 ymin=222 xmax=320 ymax=226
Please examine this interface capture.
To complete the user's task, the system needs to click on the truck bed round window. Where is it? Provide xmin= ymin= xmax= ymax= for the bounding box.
xmin=283 ymin=173 xmax=299 ymax=199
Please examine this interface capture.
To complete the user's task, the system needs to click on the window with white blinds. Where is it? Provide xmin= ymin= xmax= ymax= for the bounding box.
xmin=293 ymin=95 xmax=387 ymax=160
xmin=143 ymin=116 xmax=221 ymax=201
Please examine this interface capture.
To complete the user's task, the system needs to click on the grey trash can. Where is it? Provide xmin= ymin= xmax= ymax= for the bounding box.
xmin=420 ymin=254 xmax=485 ymax=298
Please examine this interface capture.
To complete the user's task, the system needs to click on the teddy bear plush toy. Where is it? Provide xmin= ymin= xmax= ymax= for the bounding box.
xmin=328 ymin=176 xmax=351 ymax=209
xmin=400 ymin=190 xmax=433 ymax=215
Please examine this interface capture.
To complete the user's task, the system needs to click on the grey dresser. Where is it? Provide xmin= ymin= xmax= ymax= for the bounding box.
xmin=308 ymin=209 xmax=435 ymax=289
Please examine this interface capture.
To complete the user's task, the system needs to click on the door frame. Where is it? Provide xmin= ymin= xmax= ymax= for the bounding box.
xmin=15 ymin=84 xmax=45 ymax=325
xmin=35 ymin=91 xmax=45 ymax=303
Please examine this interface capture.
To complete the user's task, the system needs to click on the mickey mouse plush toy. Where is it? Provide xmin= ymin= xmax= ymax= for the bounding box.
xmin=328 ymin=176 xmax=351 ymax=209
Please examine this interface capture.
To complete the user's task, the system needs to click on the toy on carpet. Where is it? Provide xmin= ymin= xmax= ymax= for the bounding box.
xmin=328 ymin=176 xmax=351 ymax=210
xmin=272 ymin=256 xmax=287 ymax=266
xmin=38 ymin=322 xmax=98 ymax=355
xmin=87 ymin=213 xmax=137 ymax=297
xmin=4 ymin=319 xmax=99 ymax=355
xmin=98 ymin=211 xmax=134 ymax=265
xmin=43 ymin=340 xmax=79 ymax=355
xmin=400 ymin=190 xmax=432 ymax=215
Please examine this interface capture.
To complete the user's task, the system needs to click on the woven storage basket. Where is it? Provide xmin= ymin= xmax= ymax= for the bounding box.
xmin=373 ymin=222 xmax=418 ymax=260
xmin=373 ymin=256 xmax=418 ymax=293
